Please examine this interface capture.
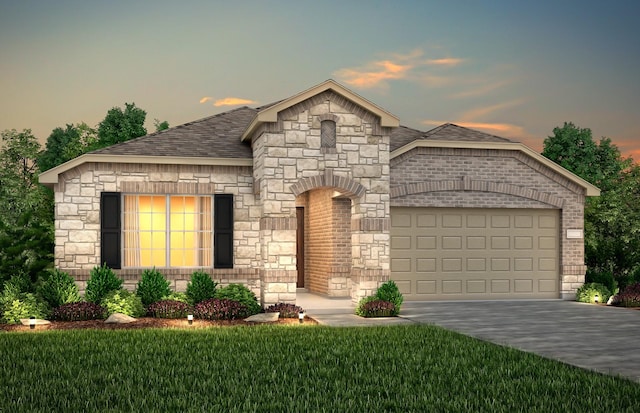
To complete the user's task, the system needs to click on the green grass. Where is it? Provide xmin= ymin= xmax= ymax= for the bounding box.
xmin=1 ymin=325 xmax=638 ymax=412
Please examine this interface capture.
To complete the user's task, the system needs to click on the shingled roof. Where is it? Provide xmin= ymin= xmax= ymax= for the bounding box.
xmin=90 ymin=105 xmax=515 ymax=160
xmin=91 ymin=106 xmax=256 ymax=159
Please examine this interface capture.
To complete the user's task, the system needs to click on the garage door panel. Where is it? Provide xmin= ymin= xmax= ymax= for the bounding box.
xmin=442 ymin=280 xmax=462 ymax=293
xmin=467 ymin=280 xmax=486 ymax=293
xmin=442 ymin=236 xmax=462 ymax=249
xmin=391 ymin=207 xmax=560 ymax=300
xmin=417 ymin=236 xmax=436 ymax=249
xmin=514 ymin=279 xmax=533 ymax=292
xmin=416 ymin=258 xmax=436 ymax=272
xmin=417 ymin=280 xmax=436 ymax=294
xmin=466 ymin=258 xmax=486 ymax=271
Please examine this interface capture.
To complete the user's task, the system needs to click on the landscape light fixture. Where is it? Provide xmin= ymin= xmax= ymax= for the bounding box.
xmin=187 ymin=314 xmax=193 ymax=325
xmin=594 ymin=294 xmax=600 ymax=304
xmin=298 ymin=311 xmax=304 ymax=324
xmin=29 ymin=316 xmax=36 ymax=330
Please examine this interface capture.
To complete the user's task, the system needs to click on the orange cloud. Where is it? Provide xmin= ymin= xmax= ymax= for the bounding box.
xmin=422 ymin=119 xmax=526 ymax=139
xmin=425 ymin=58 xmax=465 ymax=66
xmin=461 ymin=99 xmax=525 ymax=121
xmin=199 ymin=96 xmax=213 ymax=104
xmin=213 ymin=97 xmax=257 ymax=107
xmin=334 ymin=60 xmax=412 ymax=88
xmin=450 ymin=79 xmax=513 ymax=99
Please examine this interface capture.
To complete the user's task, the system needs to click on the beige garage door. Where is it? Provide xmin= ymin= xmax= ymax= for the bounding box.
xmin=390 ymin=207 xmax=560 ymax=300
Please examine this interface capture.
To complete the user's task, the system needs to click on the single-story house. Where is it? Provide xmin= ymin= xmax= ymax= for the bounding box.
xmin=40 ymin=80 xmax=599 ymax=305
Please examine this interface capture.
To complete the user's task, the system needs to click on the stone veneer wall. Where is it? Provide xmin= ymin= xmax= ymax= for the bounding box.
xmin=252 ymin=91 xmax=391 ymax=304
xmin=54 ymin=162 xmax=261 ymax=298
xmin=390 ymin=147 xmax=588 ymax=299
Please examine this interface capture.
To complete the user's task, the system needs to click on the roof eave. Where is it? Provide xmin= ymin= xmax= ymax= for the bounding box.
xmin=39 ymin=154 xmax=253 ymax=187
xmin=241 ymin=79 xmax=400 ymax=142
xmin=390 ymin=140 xmax=601 ymax=197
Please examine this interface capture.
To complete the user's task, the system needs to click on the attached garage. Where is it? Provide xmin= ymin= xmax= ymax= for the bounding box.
xmin=390 ymin=207 xmax=560 ymax=301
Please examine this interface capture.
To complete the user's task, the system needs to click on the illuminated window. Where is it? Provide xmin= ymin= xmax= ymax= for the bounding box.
xmin=122 ymin=195 xmax=212 ymax=267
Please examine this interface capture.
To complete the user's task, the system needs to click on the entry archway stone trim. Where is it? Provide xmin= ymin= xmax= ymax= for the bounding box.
xmin=290 ymin=169 xmax=366 ymax=198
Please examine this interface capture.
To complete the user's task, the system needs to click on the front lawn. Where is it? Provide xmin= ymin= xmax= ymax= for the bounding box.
xmin=1 ymin=325 xmax=638 ymax=412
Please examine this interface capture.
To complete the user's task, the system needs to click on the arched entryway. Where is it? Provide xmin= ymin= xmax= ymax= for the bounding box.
xmin=296 ymin=188 xmax=353 ymax=297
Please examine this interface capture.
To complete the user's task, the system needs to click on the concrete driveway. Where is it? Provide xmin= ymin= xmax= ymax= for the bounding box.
xmin=399 ymin=300 xmax=640 ymax=383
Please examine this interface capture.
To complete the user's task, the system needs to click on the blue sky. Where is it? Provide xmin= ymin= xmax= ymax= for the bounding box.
xmin=1 ymin=1 xmax=639 ymax=159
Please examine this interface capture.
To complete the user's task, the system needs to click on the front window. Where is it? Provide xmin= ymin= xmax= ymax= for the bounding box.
xmin=122 ymin=195 xmax=212 ymax=267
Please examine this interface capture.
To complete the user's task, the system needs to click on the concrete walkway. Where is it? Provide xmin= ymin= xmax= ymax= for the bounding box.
xmin=297 ymin=293 xmax=640 ymax=383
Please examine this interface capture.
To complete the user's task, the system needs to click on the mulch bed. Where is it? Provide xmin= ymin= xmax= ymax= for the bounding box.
xmin=0 ymin=316 xmax=317 ymax=332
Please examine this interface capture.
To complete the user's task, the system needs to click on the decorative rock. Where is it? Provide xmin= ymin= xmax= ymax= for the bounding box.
xmin=245 ymin=312 xmax=280 ymax=323
xmin=105 ymin=313 xmax=137 ymax=324
xmin=20 ymin=319 xmax=51 ymax=326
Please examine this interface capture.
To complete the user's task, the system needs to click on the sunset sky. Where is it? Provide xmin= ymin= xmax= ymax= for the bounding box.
xmin=1 ymin=1 xmax=639 ymax=160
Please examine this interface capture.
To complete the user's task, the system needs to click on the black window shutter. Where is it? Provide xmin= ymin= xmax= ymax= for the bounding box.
xmin=214 ymin=194 xmax=233 ymax=268
xmin=100 ymin=192 xmax=121 ymax=269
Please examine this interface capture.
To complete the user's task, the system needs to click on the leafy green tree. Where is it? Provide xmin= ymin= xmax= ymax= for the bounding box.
xmin=542 ymin=122 xmax=639 ymax=285
xmin=38 ymin=123 xmax=97 ymax=171
xmin=0 ymin=129 xmax=54 ymax=285
xmin=154 ymin=119 xmax=169 ymax=132
xmin=94 ymin=102 xmax=147 ymax=149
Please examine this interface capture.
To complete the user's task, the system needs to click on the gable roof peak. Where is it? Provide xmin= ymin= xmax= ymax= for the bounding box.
xmin=240 ymin=79 xmax=400 ymax=141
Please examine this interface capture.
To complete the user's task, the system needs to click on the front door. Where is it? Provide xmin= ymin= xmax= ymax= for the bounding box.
xmin=296 ymin=207 xmax=305 ymax=288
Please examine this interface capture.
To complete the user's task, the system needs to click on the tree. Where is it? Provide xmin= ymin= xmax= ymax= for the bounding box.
xmin=94 ymin=102 xmax=147 ymax=149
xmin=0 ymin=129 xmax=54 ymax=284
xmin=38 ymin=122 xmax=97 ymax=171
xmin=542 ymin=122 xmax=639 ymax=286
xmin=154 ymin=119 xmax=169 ymax=132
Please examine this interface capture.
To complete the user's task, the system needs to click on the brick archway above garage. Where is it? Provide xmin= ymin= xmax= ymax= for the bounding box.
xmin=391 ymin=177 xmax=564 ymax=208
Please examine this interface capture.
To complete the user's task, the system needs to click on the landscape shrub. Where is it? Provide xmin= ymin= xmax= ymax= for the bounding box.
xmin=374 ymin=280 xmax=403 ymax=315
xmin=37 ymin=269 xmax=81 ymax=308
xmin=0 ymin=276 xmax=49 ymax=324
xmin=194 ymin=298 xmax=249 ymax=320
xmin=101 ymin=289 xmax=145 ymax=317
xmin=576 ymin=282 xmax=612 ymax=304
xmin=136 ymin=268 xmax=171 ymax=307
xmin=185 ymin=271 xmax=217 ymax=305
xmin=586 ymin=270 xmax=617 ymax=295
xmin=52 ymin=302 xmax=107 ymax=321
xmin=85 ymin=264 xmax=123 ymax=303
xmin=164 ymin=291 xmax=189 ymax=304
xmin=265 ymin=303 xmax=303 ymax=318
xmin=611 ymin=282 xmax=640 ymax=307
xmin=147 ymin=300 xmax=192 ymax=319
xmin=359 ymin=299 xmax=396 ymax=318
xmin=215 ymin=283 xmax=261 ymax=315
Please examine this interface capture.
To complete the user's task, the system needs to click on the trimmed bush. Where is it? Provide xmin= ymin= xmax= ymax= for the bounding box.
xmin=85 ymin=264 xmax=123 ymax=303
xmin=186 ymin=271 xmax=217 ymax=305
xmin=215 ymin=283 xmax=261 ymax=315
xmin=136 ymin=268 xmax=171 ymax=307
xmin=576 ymin=282 xmax=612 ymax=304
xmin=265 ymin=303 xmax=303 ymax=318
xmin=355 ymin=296 xmax=378 ymax=317
xmin=375 ymin=280 xmax=403 ymax=316
xmin=52 ymin=302 xmax=107 ymax=321
xmin=37 ymin=269 xmax=81 ymax=308
xmin=0 ymin=276 xmax=49 ymax=324
xmin=611 ymin=282 xmax=640 ymax=307
xmin=0 ymin=293 xmax=49 ymax=324
xmin=359 ymin=299 xmax=396 ymax=318
xmin=101 ymin=289 xmax=145 ymax=317
xmin=193 ymin=298 xmax=248 ymax=320
xmin=147 ymin=300 xmax=192 ymax=319
xmin=164 ymin=291 xmax=189 ymax=304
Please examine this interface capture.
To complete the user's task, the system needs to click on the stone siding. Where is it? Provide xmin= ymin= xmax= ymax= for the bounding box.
xmin=54 ymin=162 xmax=260 ymax=281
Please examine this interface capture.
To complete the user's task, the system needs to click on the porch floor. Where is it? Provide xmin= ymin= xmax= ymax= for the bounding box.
xmin=295 ymin=291 xmax=354 ymax=314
